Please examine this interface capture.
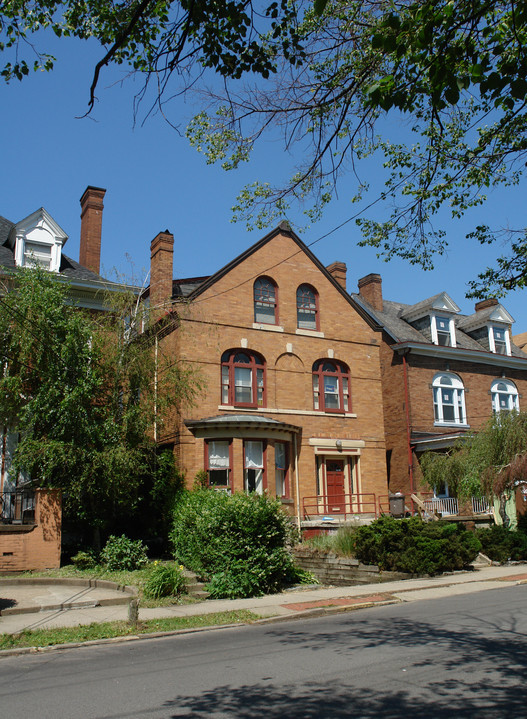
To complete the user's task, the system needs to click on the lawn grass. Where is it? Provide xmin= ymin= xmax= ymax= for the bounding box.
xmin=11 ymin=564 xmax=194 ymax=608
xmin=0 ymin=610 xmax=259 ymax=650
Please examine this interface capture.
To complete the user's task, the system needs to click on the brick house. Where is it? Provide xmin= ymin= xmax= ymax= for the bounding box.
xmin=0 ymin=186 xmax=133 ymax=571
xmin=352 ymin=273 xmax=527 ymax=514
xmin=148 ymin=223 xmax=388 ymax=532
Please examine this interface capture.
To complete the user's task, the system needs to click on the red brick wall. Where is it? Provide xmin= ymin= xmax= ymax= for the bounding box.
xmin=381 ymin=346 xmax=527 ymax=496
xmin=0 ymin=489 xmax=62 ymax=572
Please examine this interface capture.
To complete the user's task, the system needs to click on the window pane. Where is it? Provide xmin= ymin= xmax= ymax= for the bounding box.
xmin=254 ymin=278 xmax=276 ymax=323
xmin=255 ymin=304 xmax=276 ymax=324
xmin=275 ymin=443 xmax=286 ymax=470
xmin=245 ymin=441 xmax=263 ymax=468
xmin=234 ymin=367 xmax=252 ymax=403
xmin=24 ymin=241 xmax=52 ymax=269
xmin=209 ymin=441 xmax=230 ymax=468
xmin=275 ymin=468 xmax=285 ymax=496
xmin=209 ymin=469 xmax=229 ymax=486
xmin=324 ymin=375 xmax=340 ymax=409
xmin=297 ymin=309 xmax=317 ymax=330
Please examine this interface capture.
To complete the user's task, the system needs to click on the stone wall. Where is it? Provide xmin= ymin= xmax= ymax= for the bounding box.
xmin=293 ymin=547 xmax=412 ymax=586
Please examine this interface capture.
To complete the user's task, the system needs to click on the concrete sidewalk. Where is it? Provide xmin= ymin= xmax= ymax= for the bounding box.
xmin=2 ymin=563 xmax=527 ymax=636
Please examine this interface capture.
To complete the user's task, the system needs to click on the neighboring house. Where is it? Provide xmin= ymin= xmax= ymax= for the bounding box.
xmin=0 ymin=186 xmax=131 ymax=571
xmin=147 ymin=223 xmax=389 ymax=533
xmin=352 ymin=274 xmax=527 ymax=515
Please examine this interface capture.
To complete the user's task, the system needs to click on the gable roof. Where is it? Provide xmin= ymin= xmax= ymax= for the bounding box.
xmin=181 ymin=222 xmax=382 ymax=330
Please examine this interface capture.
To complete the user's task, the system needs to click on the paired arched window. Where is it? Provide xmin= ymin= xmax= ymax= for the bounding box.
xmin=432 ymin=373 xmax=466 ymax=425
xmin=491 ymin=379 xmax=519 ymax=413
xmin=297 ymin=284 xmax=319 ymax=330
xmin=254 ymin=277 xmax=278 ymax=324
xmin=312 ymin=359 xmax=350 ymax=412
xmin=221 ymin=350 xmax=265 ymax=407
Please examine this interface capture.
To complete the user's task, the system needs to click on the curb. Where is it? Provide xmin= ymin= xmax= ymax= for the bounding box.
xmin=0 ymin=598 xmax=402 ymax=658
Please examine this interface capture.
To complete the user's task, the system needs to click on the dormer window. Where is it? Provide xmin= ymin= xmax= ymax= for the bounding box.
xmin=431 ymin=315 xmax=456 ymax=347
xmin=489 ymin=326 xmax=510 ymax=356
xmin=23 ymin=241 xmax=52 ymax=270
xmin=12 ymin=208 xmax=67 ymax=274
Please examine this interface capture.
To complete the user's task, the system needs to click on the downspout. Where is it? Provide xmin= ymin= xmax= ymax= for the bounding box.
xmin=294 ymin=433 xmax=301 ymax=531
xmin=154 ymin=334 xmax=158 ymax=443
xmin=402 ymin=352 xmax=414 ymax=493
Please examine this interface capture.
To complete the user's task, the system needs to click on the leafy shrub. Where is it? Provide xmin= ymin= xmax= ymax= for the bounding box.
xmin=475 ymin=525 xmax=527 ymax=563
xmin=70 ymin=550 xmax=98 ymax=570
xmin=143 ymin=563 xmax=186 ymax=599
xmin=171 ymin=490 xmax=299 ymax=598
xmin=100 ymin=535 xmax=148 ymax=571
xmin=354 ymin=516 xmax=481 ymax=575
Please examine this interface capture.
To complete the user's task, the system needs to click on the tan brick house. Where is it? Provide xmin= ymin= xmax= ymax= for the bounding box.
xmin=148 ymin=223 xmax=388 ymax=531
xmin=352 ymin=274 xmax=527 ymax=513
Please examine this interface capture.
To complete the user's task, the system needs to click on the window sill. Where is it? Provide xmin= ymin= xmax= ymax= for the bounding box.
xmin=433 ymin=422 xmax=470 ymax=428
xmin=252 ymin=323 xmax=284 ymax=332
xmin=295 ymin=328 xmax=324 ymax=338
xmin=218 ymin=405 xmax=356 ymax=418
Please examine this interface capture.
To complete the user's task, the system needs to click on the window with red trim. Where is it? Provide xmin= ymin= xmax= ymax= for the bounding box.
xmin=312 ymin=359 xmax=350 ymax=412
xmin=274 ymin=442 xmax=289 ymax=498
xmin=296 ymin=284 xmax=318 ymax=330
xmin=244 ymin=440 xmax=266 ymax=494
xmin=221 ymin=350 xmax=265 ymax=407
xmin=206 ymin=440 xmax=231 ymax=488
xmin=254 ymin=277 xmax=278 ymax=324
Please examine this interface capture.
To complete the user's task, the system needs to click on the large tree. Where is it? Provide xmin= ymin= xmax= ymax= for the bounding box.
xmin=0 ymin=268 xmax=199 ymax=546
xmin=3 ymin=1 xmax=527 ymax=296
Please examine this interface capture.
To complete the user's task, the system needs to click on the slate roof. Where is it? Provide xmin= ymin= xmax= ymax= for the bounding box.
xmin=351 ymin=294 xmax=527 ymax=358
xmin=172 ymin=276 xmax=209 ymax=298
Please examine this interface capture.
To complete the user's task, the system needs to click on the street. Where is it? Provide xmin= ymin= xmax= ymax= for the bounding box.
xmin=1 ymin=584 xmax=526 ymax=718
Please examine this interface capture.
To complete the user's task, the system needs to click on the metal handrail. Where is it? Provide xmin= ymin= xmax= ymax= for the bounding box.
xmin=303 ymin=493 xmax=377 ymax=520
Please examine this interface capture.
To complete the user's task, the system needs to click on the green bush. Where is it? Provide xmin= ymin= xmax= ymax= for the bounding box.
xmin=143 ymin=563 xmax=186 ymax=599
xmin=476 ymin=525 xmax=527 ymax=563
xmin=70 ymin=550 xmax=98 ymax=570
xmin=354 ymin=516 xmax=481 ymax=575
xmin=171 ymin=490 xmax=299 ymax=598
xmin=100 ymin=535 xmax=148 ymax=571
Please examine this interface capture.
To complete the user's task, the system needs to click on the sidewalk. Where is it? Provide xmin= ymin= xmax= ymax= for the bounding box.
xmin=2 ymin=563 xmax=527 ymax=636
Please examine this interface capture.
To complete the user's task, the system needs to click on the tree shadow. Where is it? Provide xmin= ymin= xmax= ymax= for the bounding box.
xmin=0 ymin=597 xmax=17 ymax=611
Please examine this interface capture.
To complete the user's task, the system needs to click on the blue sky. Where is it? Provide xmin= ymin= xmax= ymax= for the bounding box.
xmin=1 ymin=35 xmax=526 ymax=331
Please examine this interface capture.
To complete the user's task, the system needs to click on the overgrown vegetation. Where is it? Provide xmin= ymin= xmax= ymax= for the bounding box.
xmin=420 ymin=412 xmax=527 ymax=527
xmin=143 ymin=562 xmax=186 ymax=599
xmin=171 ymin=490 xmax=300 ymax=599
xmin=0 ymin=611 xmax=259 ymax=651
xmin=305 ymin=525 xmax=358 ymax=557
xmin=0 ymin=268 xmax=198 ymax=549
xmin=353 ymin=516 xmax=481 ymax=575
xmin=99 ymin=535 xmax=148 ymax=572
xmin=476 ymin=525 xmax=527 ymax=564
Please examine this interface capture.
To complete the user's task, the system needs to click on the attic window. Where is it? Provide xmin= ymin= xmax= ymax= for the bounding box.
xmin=23 ymin=241 xmax=52 ymax=270
xmin=489 ymin=326 xmax=510 ymax=355
xmin=431 ymin=315 xmax=456 ymax=347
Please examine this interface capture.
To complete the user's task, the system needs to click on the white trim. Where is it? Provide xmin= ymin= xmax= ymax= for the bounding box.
xmin=489 ymin=325 xmax=511 ymax=356
xmin=393 ymin=342 xmax=527 ymax=369
xmin=491 ymin=378 xmax=519 ymax=412
xmin=252 ymin=323 xmax=284 ymax=332
xmin=431 ymin=313 xmax=457 ymax=348
xmin=218 ymin=405 xmax=357 ymax=418
xmin=432 ymin=372 xmax=467 ymax=425
xmin=295 ymin=328 xmax=324 ymax=338
xmin=309 ymin=438 xmax=365 ymax=449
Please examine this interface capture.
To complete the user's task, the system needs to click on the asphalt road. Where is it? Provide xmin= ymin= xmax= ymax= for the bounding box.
xmin=1 ymin=584 xmax=526 ymax=718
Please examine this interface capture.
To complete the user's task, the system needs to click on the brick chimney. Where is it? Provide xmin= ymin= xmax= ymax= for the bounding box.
xmin=150 ymin=230 xmax=174 ymax=316
xmin=358 ymin=273 xmax=383 ymax=312
xmin=79 ymin=186 xmax=105 ymax=274
xmin=475 ymin=298 xmax=499 ymax=312
xmin=326 ymin=261 xmax=347 ymax=290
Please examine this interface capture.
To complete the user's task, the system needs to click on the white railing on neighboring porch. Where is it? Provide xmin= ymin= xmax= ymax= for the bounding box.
xmin=471 ymin=497 xmax=491 ymax=514
xmin=423 ymin=497 xmax=459 ymax=516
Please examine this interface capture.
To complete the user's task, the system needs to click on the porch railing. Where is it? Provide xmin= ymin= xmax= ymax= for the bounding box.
xmin=471 ymin=497 xmax=491 ymax=515
xmin=423 ymin=496 xmax=459 ymax=516
xmin=0 ymin=489 xmax=36 ymax=524
xmin=303 ymin=493 xmax=377 ymax=521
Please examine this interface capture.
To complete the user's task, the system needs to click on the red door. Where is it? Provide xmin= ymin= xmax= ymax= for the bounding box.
xmin=326 ymin=460 xmax=346 ymax=513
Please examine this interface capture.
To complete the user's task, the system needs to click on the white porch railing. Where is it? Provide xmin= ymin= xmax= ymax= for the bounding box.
xmin=423 ymin=497 xmax=459 ymax=516
xmin=471 ymin=497 xmax=491 ymax=514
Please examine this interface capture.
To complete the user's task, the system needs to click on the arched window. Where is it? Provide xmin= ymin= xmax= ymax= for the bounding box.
xmin=432 ymin=373 xmax=466 ymax=424
xmin=221 ymin=350 xmax=265 ymax=407
xmin=491 ymin=379 xmax=519 ymax=413
xmin=297 ymin=284 xmax=319 ymax=330
xmin=312 ymin=359 xmax=350 ymax=412
xmin=254 ymin=277 xmax=277 ymax=324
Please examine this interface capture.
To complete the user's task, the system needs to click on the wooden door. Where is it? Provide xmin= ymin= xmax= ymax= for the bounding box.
xmin=326 ymin=460 xmax=346 ymax=513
